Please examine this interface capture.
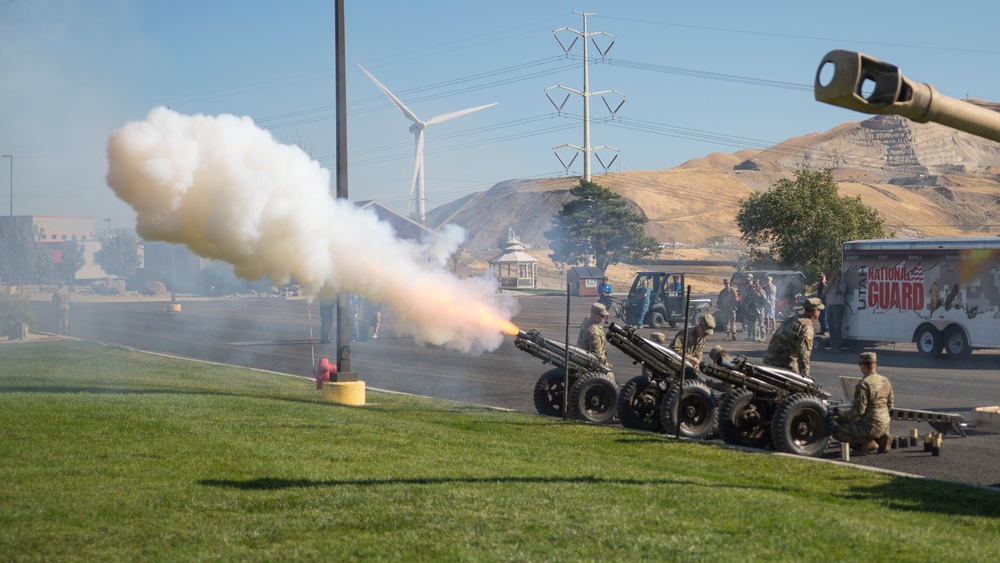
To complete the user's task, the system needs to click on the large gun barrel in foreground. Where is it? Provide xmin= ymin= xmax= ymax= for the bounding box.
xmin=815 ymin=49 xmax=1000 ymax=144
xmin=516 ymin=328 xmax=617 ymax=424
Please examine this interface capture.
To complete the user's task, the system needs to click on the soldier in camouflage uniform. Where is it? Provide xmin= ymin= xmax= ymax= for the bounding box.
xmin=578 ymin=302 xmax=614 ymax=382
xmin=716 ymin=279 xmax=738 ymax=341
xmin=762 ymin=297 xmax=823 ymax=376
xmin=669 ymin=314 xmax=715 ymax=366
xmin=833 ymin=352 xmax=894 ymax=455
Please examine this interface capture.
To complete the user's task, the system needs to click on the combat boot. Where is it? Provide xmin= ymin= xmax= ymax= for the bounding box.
xmin=875 ymin=434 xmax=891 ymax=454
xmin=852 ymin=439 xmax=878 ymax=456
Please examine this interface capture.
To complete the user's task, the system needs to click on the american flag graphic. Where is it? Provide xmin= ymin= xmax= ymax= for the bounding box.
xmin=909 ymin=265 xmax=924 ymax=281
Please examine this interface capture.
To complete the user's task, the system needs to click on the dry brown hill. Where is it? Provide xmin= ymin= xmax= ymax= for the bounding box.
xmin=429 ymin=104 xmax=1000 ymax=289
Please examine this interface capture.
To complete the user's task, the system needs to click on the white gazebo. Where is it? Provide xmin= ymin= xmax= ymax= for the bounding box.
xmin=489 ymin=235 xmax=538 ymax=290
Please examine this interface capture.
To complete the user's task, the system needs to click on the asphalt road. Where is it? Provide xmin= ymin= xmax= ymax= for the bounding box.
xmin=30 ymin=295 xmax=1000 ymax=490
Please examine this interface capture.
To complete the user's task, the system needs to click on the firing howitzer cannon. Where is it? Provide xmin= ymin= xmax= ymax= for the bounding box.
xmin=701 ymin=352 xmax=835 ymax=457
xmin=606 ymin=323 xmax=718 ymax=439
xmin=815 ymin=49 xmax=1000 ymax=143
xmin=515 ymin=328 xmax=618 ymax=424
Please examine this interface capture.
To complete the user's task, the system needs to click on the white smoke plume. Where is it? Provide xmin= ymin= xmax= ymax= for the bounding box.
xmin=106 ymin=107 xmax=519 ymax=353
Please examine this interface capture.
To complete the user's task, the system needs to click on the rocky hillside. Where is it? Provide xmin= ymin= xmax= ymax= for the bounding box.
xmin=430 ymin=100 xmax=1000 ymax=253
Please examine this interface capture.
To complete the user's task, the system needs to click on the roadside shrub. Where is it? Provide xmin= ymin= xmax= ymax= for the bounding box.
xmin=141 ymin=280 xmax=168 ymax=296
xmin=91 ymin=278 xmax=126 ymax=295
xmin=0 ymin=293 xmax=38 ymax=336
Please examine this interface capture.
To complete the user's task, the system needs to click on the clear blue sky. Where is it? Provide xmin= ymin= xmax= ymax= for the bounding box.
xmin=1 ymin=0 xmax=997 ymax=232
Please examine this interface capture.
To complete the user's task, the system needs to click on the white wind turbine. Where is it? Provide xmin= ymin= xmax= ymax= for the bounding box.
xmin=359 ymin=65 xmax=496 ymax=223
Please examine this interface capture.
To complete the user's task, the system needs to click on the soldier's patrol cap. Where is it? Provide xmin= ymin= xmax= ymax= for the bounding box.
xmin=803 ymin=297 xmax=825 ymax=311
xmin=699 ymin=314 xmax=715 ymax=334
xmin=591 ymin=302 xmax=609 ymax=316
xmin=859 ymin=352 xmax=877 ymax=364
xmin=709 ymin=345 xmax=726 ymax=362
xmin=650 ymin=332 xmax=667 ymax=345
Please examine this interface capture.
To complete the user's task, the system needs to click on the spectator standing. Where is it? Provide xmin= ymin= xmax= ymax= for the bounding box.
xmin=716 ymin=278 xmax=738 ymax=341
xmin=824 ymin=270 xmax=848 ymax=352
xmin=815 ymin=273 xmax=829 ymax=336
xmin=764 ymin=276 xmax=777 ymax=334
xmin=52 ymin=282 xmax=70 ymax=335
xmin=631 ymin=278 xmax=651 ymax=328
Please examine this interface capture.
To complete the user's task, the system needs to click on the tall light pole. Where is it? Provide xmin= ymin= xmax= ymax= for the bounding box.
xmin=1 ymin=155 xmax=11 ymax=216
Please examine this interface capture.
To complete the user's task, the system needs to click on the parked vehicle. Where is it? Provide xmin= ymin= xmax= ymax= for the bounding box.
xmin=625 ymin=272 xmax=712 ymax=328
xmin=842 ymin=237 xmax=1000 ymax=358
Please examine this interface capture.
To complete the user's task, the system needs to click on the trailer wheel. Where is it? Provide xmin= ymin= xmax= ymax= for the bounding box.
xmin=944 ymin=326 xmax=972 ymax=358
xmin=650 ymin=311 xmax=666 ymax=329
xmin=915 ymin=325 xmax=943 ymax=358
xmin=659 ymin=379 xmax=717 ymax=440
xmin=717 ymin=389 xmax=771 ymax=449
xmin=533 ymin=368 xmax=572 ymax=417
xmin=617 ymin=375 xmax=665 ymax=432
xmin=771 ymin=393 xmax=831 ymax=457
xmin=567 ymin=373 xmax=618 ymax=424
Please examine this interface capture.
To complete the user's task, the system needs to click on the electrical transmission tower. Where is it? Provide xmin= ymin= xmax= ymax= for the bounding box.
xmin=546 ymin=11 xmax=626 ymax=181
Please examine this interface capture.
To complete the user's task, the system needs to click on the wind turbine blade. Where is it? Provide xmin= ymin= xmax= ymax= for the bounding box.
xmin=358 ymin=65 xmax=421 ymax=124
xmin=425 ymin=103 xmax=497 ymax=126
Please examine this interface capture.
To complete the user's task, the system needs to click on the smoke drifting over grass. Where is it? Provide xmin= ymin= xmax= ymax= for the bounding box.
xmin=106 ymin=107 xmax=518 ymax=353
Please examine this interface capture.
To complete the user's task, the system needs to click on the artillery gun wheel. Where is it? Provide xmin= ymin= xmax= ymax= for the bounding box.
xmin=717 ymin=389 xmax=772 ymax=449
xmin=659 ymin=379 xmax=717 ymax=440
xmin=568 ymin=373 xmax=619 ymax=424
xmin=771 ymin=393 xmax=832 ymax=457
xmin=533 ymin=368 xmax=572 ymax=417
xmin=617 ymin=375 xmax=665 ymax=432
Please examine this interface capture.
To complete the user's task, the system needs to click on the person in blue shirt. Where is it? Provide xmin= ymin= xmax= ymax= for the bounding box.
xmin=597 ymin=277 xmax=613 ymax=307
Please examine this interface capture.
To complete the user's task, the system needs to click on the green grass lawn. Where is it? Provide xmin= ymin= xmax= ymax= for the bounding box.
xmin=2 ymin=340 xmax=998 ymax=561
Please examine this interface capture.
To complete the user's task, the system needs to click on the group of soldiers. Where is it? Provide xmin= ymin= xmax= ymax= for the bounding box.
xmin=715 ymin=274 xmax=777 ymax=342
xmin=576 ymin=292 xmax=893 ymax=457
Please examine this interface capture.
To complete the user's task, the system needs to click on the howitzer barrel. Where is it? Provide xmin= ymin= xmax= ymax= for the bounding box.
xmin=815 ymin=49 xmax=1000 ymax=144
xmin=701 ymin=362 xmax=781 ymax=398
xmin=514 ymin=328 xmax=609 ymax=374
xmin=606 ymin=323 xmax=690 ymax=379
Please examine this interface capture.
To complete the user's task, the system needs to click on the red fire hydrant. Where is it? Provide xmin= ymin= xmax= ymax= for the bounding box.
xmin=315 ymin=357 xmax=338 ymax=389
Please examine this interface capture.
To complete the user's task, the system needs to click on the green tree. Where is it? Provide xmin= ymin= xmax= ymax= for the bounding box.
xmin=95 ymin=231 xmax=141 ymax=279
xmin=0 ymin=220 xmax=52 ymax=285
xmin=56 ymin=241 xmax=86 ymax=285
xmin=736 ymin=168 xmax=886 ymax=280
xmin=544 ymin=179 xmax=660 ymax=272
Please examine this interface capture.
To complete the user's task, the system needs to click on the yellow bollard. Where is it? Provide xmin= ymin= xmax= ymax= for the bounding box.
xmin=169 ymin=302 xmax=182 ymax=312
xmin=322 ymin=380 xmax=366 ymax=406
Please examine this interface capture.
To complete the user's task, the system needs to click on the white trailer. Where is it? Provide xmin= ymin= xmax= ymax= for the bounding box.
xmin=841 ymin=237 xmax=1000 ymax=358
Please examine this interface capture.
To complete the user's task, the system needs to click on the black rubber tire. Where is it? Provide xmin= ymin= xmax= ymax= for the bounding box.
xmin=944 ymin=326 xmax=972 ymax=358
xmin=717 ymin=389 xmax=772 ymax=449
xmin=617 ymin=375 xmax=666 ymax=432
xmin=659 ymin=379 xmax=717 ymax=440
xmin=915 ymin=325 xmax=943 ymax=358
xmin=533 ymin=368 xmax=572 ymax=417
xmin=771 ymin=393 xmax=832 ymax=457
xmin=567 ymin=372 xmax=619 ymax=424
xmin=650 ymin=311 xmax=665 ymax=329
